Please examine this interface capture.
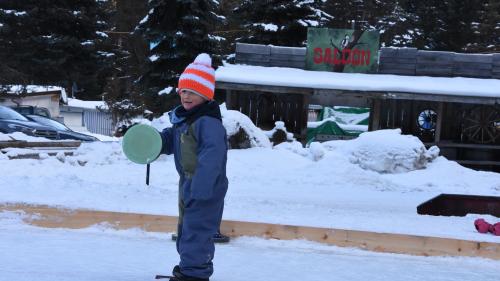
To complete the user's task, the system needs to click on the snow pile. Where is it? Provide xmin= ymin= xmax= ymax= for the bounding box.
xmin=325 ymin=129 xmax=440 ymax=173
xmin=150 ymin=112 xmax=172 ymax=132
xmin=0 ymin=133 xmax=11 ymax=141
xmin=0 ymin=132 xmax=52 ymax=142
xmin=274 ymin=141 xmax=325 ymax=161
xmin=0 ymin=152 xmax=8 ymax=160
xmin=64 ymin=141 xmax=127 ymax=166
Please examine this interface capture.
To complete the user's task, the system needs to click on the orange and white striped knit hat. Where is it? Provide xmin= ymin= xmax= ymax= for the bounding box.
xmin=178 ymin=53 xmax=215 ymax=100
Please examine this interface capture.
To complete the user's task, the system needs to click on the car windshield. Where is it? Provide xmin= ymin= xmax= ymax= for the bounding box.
xmin=0 ymin=106 xmax=29 ymax=121
xmin=28 ymin=115 xmax=70 ymax=131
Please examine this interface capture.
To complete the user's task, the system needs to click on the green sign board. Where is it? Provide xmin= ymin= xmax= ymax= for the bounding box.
xmin=305 ymin=28 xmax=380 ymax=73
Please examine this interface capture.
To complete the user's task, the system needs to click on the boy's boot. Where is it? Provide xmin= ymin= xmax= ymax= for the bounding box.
xmin=169 ymin=265 xmax=209 ymax=281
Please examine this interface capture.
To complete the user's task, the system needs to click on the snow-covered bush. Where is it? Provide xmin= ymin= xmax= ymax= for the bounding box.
xmin=220 ymin=104 xmax=271 ymax=148
xmin=264 ymin=121 xmax=295 ymax=145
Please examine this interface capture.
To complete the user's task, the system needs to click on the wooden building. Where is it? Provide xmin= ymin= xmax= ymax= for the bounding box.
xmin=215 ymin=43 xmax=500 ymax=171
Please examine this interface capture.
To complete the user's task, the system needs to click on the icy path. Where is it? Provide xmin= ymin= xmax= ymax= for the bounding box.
xmin=0 ymin=213 xmax=499 ymax=281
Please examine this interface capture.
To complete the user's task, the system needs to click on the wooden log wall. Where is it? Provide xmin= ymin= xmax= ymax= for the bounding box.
xmin=494 ymin=54 xmax=500 ymax=79
xmin=235 ymin=44 xmax=500 ymax=79
xmin=379 ymin=47 xmax=500 ymax=79
xmin=378 ymin=47 xmax=417 ymax=75
xmin=235 ymin=43 xmax=306 ymax=69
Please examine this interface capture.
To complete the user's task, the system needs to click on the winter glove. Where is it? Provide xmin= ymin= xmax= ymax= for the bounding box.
xmin=489 ymin=222 xmax=500 ymax=236
xmin=474 ymin=218 xmax=491 ymax=233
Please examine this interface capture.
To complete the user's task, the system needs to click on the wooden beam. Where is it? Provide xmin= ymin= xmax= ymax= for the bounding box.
xmin=4 ymin=151 xmax=75 ymax=160
xmin=0 ymin=141 xmax=81 ymax=149
xmin=216 ymin=81 xmax=313 ymax=95
xmin=1 ymin=203 xmax=499 ymax=260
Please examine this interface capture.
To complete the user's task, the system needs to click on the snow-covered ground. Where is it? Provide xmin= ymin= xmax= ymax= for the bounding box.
xmin=1 ymin=105 xmax=499 ymax=280
xmin=1 ymin=127 xmax=499 ymax=242
xmin=1 ymin=211 xmax=499 ymax=281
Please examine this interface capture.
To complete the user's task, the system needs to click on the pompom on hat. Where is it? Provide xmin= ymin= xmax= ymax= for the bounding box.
xmin=178 ymin=53 xmax=215 ymax=100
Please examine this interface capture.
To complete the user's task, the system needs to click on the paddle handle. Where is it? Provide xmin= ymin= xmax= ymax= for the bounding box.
xmin=146 ymin=163 xmax=150 ymax=185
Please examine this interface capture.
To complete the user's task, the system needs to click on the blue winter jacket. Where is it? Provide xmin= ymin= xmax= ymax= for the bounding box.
xmin=159 ymin=101 xmax=228 ymax=279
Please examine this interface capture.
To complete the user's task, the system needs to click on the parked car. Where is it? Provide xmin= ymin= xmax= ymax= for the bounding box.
xmin=25 ymin=114 xmax=98 ymax=142
xmin=10 ymin=105 xmax=51 ymax=118
xmin=0 ymin=105 xmax=59 ymax=139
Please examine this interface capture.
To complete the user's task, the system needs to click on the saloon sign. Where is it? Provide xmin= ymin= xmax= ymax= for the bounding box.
xmin=305 ymin=28 xmax=380 ymax=73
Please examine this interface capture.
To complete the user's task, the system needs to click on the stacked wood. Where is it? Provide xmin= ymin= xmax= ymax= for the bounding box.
xmin=235 ymin=43 xmax=306 ymax=69
xmin=378 ymin=47 xmax=417 ymax=75
xmin=0 ymin=140 xmax=81 ymax=159
xmin=453 ymin=53 xmax=493 ymax=78
xmin=493 ymin=54 xmax=500 ymax=79
xmin=235 ymin=43 xmax=271 ymax=66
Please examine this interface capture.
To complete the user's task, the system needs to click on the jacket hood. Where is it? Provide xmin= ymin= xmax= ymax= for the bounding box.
xmin=169 ymin=101 xmax=221 ymax=125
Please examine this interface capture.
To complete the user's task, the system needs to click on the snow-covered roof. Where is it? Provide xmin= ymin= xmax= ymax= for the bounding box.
xmin=216 ymin=64 xmax=500 ymax=99
xmin=2 ymin=85 xmax=68 ymax=103
xmin=67 ymin=98 xmax=108 ymax=110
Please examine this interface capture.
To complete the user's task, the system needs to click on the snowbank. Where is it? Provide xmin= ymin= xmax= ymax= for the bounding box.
xmin=275 ymin=129 xmax=439 ymax=173
xmin=324 ymin=129 xmax=439 ymax=173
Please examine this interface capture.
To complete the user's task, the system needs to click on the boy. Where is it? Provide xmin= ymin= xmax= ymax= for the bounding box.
xmin=160 ymin=53 xmax=228 ymax=281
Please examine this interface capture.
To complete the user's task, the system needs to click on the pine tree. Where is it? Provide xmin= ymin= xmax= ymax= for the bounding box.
xmin=474 ymin=0 xmax=500 ymax=52
xmin=234 ymin=0 xmax=324 ymax=47
xmin=103 ymin=0 xmax=149 ymax=124
xmin=376 ymin=1 xmax=419 ymax=47
xmin=134 ymin=0 xmax=222 ymax=115
xmin=401 ymin=0 xmax=483 ymax=51
xmin=0 ymin=0 xmax=115 ymax=100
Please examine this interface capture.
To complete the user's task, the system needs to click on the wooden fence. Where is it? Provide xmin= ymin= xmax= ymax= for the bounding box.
xmin=225 ymin=88 xmax=309 ymax=136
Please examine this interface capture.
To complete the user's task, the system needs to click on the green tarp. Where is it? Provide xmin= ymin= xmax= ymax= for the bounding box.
xmin=307 ymin=106 xmax=370 ymax=143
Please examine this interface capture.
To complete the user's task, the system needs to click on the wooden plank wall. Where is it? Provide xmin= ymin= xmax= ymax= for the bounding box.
xmin=379 ymin=47 xmax=499 ymax=79
xmin=226 ymin=90 xmax=308 ymax=136
xmin=376 ymin=99 xmax=438 ymax=143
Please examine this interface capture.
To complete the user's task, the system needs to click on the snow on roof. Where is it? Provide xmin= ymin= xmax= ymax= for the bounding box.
xmin=2 ymin=85 xmax=68 ymax=103
xmin=216 ymin=64 xmax=500 ymax=98
xmin=67 ymin=98 xmax=107 ymax=110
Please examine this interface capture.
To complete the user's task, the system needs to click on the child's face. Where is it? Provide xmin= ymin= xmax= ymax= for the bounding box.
xmin=180 ymin=89 xmax=206 ymax=110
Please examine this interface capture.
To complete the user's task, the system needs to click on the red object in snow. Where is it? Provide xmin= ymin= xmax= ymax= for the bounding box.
xmin=489 ymin=222 xmax=500 ymax=236
xmin=474 ymin=218 xmax=491 ymax=233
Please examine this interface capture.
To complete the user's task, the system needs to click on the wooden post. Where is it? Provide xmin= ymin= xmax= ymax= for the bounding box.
xmin=370 ymin=99 xmax=381 ymax=131
xmin=434 ymin=102 xmax=444 ymax=144
xmin=225 ymin=90 xmax=233 ymax=109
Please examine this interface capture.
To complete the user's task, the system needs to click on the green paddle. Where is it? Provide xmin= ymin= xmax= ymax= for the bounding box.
xmin=122 ymin=124 xmax=163 ymax=185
